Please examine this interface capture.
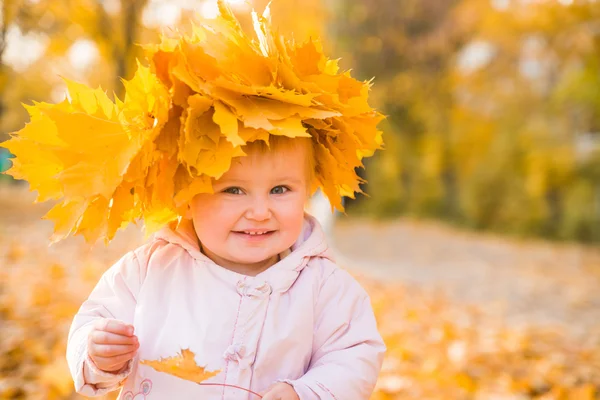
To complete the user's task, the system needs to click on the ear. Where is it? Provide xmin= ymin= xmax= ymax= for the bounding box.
xmin=140 ymin=379 xmax=152 ymax=395
xmin=123 ymin=392 xmax=134 ymax=400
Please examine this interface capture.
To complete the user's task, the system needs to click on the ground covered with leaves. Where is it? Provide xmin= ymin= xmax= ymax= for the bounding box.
xmin=1 ymin=187 xmax=599 ymax=399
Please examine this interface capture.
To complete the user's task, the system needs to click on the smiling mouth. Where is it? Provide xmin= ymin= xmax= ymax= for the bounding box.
xmin=234 ymin=230 xmax=275 ymax=236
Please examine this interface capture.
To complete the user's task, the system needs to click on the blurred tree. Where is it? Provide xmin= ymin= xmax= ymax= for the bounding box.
xmin=332 ymin=0 xmax=474 ymax=218
xmin=450 ymin=1 xmax=600 ymax=240
xmin=333 ymin=0 xmax=600 ymax=242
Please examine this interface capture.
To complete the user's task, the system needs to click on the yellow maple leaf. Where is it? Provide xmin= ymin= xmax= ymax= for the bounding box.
xmin=140 ymin=349 xmax=220 ymax=384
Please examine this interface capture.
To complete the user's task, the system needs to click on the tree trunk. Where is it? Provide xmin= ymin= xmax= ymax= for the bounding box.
xmin=116 ymin=0 xmax=148 ymax=97
xmin=0 ymin=0 xmax=9 ymax=137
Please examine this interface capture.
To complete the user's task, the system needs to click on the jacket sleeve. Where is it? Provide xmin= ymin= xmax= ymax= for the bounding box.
xmin=282 ymin=268 xmax=386 ymax=399
xmin=66 ymin=250 xmax=144 ymax=397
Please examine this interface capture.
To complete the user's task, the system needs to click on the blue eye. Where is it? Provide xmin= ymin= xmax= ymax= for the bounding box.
xmin=271 ymin=186 xmax=289 ymax=195
xmin=223 ymin=187 xmax=243 ymax=195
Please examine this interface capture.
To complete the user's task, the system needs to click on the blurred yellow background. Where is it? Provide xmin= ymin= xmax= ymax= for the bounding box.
xmin=1 ymin=0 xmax=600 ymax=399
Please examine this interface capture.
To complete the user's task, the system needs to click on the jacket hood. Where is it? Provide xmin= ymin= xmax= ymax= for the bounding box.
xmin=153 ymin=213 xmax=334 ymax=292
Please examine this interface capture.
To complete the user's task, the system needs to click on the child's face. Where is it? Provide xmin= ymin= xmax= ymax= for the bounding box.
xmin=190 ymin=143 xmax=310 ymax=273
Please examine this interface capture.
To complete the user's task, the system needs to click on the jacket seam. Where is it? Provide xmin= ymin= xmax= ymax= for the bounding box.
xmin=247 ymin=294 xmax=272 ymax=392
xmin=222 ymin=293 xmax=244 ymax=400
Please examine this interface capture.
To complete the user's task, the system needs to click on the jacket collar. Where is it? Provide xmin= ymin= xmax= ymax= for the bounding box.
xmin=154 ymin=213 xmax=333 ymax=293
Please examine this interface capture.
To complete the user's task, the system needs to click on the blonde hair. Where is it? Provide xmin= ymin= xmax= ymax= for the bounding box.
xmin=242 ymin=136 xmax=316 ymax=194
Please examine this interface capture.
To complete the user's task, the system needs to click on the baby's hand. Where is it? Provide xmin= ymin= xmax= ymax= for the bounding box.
xmin=262 ymin=382 xmax=300 ymax=400
xmin=87 ymin=318 xmax=139 ymax=373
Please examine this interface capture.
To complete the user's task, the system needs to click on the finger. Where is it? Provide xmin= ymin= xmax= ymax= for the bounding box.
xmin=261 ymin=388 xmax=282 ymax=400
xmin=90 ymin=330 xmax=138 ymax=345
xmin=95 ymin=319 xmax=134 ymax=336
xmin=261 ymin=391 xmax=280 ymax=400
xmin=92 ymin=350 xmax=137 ymax=370
xmin=89 ymin=343 xmax=139 ymax=358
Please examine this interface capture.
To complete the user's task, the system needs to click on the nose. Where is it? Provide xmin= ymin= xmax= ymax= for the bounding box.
xmin=245 ymin=194 xmax=272 ymax=221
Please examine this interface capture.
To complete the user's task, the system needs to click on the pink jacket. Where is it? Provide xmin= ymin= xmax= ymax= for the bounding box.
xmin=66 ymin=215 xmax=386 ymax=399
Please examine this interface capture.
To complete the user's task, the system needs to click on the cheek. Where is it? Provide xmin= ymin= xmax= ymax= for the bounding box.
xmin=274 ymin=196 xmax=306 ymax=228
xmin=191 ymin=196 xmax=238 ymax=237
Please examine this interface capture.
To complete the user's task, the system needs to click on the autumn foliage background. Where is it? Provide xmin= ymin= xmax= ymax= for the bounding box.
xmin=1 ymin=0 xmax=600 ymax=399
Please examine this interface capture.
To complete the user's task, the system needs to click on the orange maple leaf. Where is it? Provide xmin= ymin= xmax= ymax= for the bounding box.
xmin=140 ymin=348 xmax=220 ymax=384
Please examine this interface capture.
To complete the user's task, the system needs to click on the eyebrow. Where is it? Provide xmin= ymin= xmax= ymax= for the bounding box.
xmin=276 ymin=177 xmax=305 ymax=184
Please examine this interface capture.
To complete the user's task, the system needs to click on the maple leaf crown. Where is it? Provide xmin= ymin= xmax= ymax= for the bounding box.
xmin=1 ymin=0 xmax=384 ymax=244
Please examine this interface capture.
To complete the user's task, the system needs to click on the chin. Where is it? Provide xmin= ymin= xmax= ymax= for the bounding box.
xmin=234 ymin=251 xmax=278 ymax=264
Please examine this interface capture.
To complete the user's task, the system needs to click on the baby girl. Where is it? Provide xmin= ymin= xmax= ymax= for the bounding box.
xmin=67 ymin=136 xmax=385 ymax=399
